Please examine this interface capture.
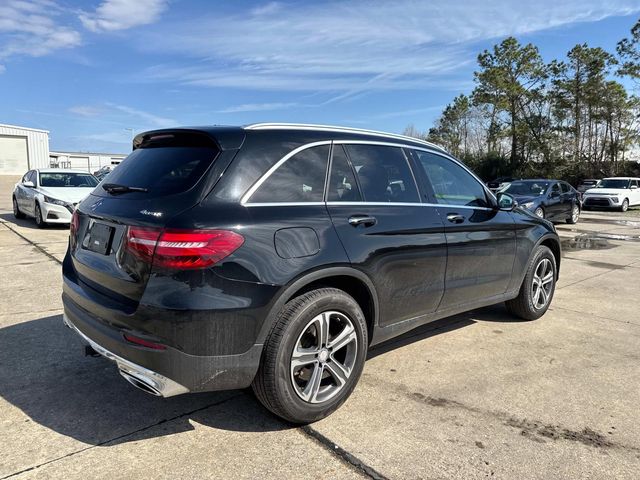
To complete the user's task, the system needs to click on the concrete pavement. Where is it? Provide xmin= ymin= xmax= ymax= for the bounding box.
xmin=1 ymin=175 xmax=639 ymax=479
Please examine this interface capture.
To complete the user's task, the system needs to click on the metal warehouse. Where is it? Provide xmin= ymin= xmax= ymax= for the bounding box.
xmin=0 ymin=124 xmax=50 ymax=174
xmin=0 ymin=123 xmax=126 ymax=175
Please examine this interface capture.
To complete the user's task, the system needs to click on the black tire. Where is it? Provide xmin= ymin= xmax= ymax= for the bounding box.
xmin=566 ymin=203 xmax=580 ymax=224
xmin=34 ymin=203 xmax=46 ymax=228
xmin=505 ymin=245 xmax=557 ymax=321
xmin=252 ymin=288 xmax=368 ymax=424
xmin=620 ymin=199 xmax=629 ymax=212
xmin=13 ymin=197 xmax=25 ymax=219
xmin=534 ymin=206 xmax=545 ymax=219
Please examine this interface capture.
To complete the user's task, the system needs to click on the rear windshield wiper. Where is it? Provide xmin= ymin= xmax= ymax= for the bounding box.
xmin=102 ymin=183 xmax=148 ymax=194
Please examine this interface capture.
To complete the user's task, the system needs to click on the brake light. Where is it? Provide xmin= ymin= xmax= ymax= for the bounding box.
xmin=125 ymin=227 xmax=244 ymax=269
xmin=70 ymin=210 xmax=79 ymax=249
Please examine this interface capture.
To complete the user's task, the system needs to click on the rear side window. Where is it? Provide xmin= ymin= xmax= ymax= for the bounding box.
xmin=327 ymin=145 xmax=362 ymax=202
xmin=413 ymin=150 xmax=489 ymax=207
xmin=344 ymin=144 xmax=419 ymax=203
xmin=249 ymin=145 xmax=330 ymax=203
xmin=103 ymin=146 xmax=218 ymax=197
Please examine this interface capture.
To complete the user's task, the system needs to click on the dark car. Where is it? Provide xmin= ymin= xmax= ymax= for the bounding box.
xmin=487 ymin=176 xmax=515 ymax=192
xmin=499 ymin=179 xmax=581 ymax=224
xmin=62 ymin=123 xmax=561 ymax=423
xmin=576 ymin=179 xmax=600 ymax=194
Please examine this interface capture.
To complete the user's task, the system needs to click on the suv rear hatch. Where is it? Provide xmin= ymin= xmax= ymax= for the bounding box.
xmin=66 ymin=129 xmax=241 ymax=308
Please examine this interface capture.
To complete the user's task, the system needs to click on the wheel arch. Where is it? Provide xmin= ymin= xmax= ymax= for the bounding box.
xmin=257 ymin=267 xmax=379 ymax=346
xmin=538 ymin=235 xmax=561 ymax=279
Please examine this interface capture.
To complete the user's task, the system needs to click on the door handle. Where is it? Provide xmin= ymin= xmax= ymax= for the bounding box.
xmin=446 ymin=214 xmax=465 ymax=224
xmin=348 ymin=215 xmax=377 ymax=227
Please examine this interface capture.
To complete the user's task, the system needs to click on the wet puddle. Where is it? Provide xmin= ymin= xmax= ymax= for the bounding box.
xmin=579 ymin=217 xmax=640 ymax=228
xmin=560 ymin=231 xmax=640 ymax=252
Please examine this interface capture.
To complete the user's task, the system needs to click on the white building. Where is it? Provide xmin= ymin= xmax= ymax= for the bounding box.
xmin=49 ymin=151 xmax=126 ymax=173
xmin=0 ymin=124 xmax=50 ymax=174
xmin=0 ymin=123 xmax=126 ymax=175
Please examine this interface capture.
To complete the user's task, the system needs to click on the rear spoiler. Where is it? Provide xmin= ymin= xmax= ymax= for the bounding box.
xmin=132 ymin=127 xmax=246 ymax=152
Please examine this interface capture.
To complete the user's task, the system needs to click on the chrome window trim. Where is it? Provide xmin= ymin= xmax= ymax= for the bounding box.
xmin=241 ymin=138 xmax=496 ymax=208
xmin=240 ymin=140 xmax=332 ymax=205
xmin=244 ymin=123 xmax=445 ymax=152
xmin=244 ymin=201 xmax=493 ymax=211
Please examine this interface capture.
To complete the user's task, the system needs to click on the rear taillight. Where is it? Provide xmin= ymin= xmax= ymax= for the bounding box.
xmin=70 ymin=210 xmax=79 ymax=249
xmin=125 ymin=227 xmax=244 ymax=269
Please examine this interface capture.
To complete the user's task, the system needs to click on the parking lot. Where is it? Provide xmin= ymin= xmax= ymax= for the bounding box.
xmin=1 ymin=174 xmax=639 ymax=480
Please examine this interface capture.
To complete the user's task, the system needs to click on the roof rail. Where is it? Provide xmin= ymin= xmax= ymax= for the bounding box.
xmin=244 ymin=123 xmax=445 ymax=152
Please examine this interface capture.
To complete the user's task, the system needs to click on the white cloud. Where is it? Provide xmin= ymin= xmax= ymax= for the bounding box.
xmin=0 ymin=0 xmax=81 ymax=60
xmin=68 ymin=105 xmax=103 ymax=117
xmin=218 ymin=102 xmax=299 ymax=113
xmin=140 ymin=0 xmax=640 ymax=96
xmin=105 ymin=102 xmax=175 ymax=128
xmin=80 ymin=0 xmax=168 ymax=32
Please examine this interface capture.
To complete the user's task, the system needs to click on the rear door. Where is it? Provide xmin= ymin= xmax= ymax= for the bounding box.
xmin=326 ymin=142 xmax=447 ymax=326
xmin=410 ymin=149 xmax=516 ymax=310
xmin=546 ymin=182 xmax=563 ymax=219
xmin=559 ymin=182 xmax=574 ymax=217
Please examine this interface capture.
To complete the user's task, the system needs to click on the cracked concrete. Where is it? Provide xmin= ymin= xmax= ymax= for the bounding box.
xmin=1 ymin=175 xmax=639 ymax=479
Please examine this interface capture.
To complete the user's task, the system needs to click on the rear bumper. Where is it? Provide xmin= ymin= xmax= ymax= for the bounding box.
xmin=63 ymin=294 xmax=263 ymax=395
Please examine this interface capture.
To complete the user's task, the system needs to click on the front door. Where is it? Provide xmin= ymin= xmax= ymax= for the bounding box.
xmin=409 ymin=149 xmax=516 ymax=310
xmin=326 ymin=143 xmax=447 ymax=326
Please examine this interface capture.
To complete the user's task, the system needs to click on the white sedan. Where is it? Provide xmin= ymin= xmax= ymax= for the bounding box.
xmin=12 ymin=169 xmax=99 ymax=227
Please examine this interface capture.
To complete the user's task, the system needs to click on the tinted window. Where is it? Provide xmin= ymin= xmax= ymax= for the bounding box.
xmin=413 ymin=151 xmax=489 ymax=207
xmin=345 ymin=145 xmax=419 ymax=203
xmin=327 ymin=145 xmax=362 ymax=202
xmin=40 ymin=172 xmax=98 ymax=188
xmin=598 ymin=179 xmax=631 ymax=189
xmin=28 ymin=171 xmax=38 ymax=184
xmin=551 ymin=183 xmax=560 ymax=194
xmin=503 ymin=181 xmax=549 ymax=196
xmin=631 ymin=179 xmax=639 ymax=187
xmin=560 ymin=182 xmax=571 ymax=193
xmin=104 ymin=146 xmax=218 ymax=197
xmin=250 ymin=145 xmax=330 ymax=203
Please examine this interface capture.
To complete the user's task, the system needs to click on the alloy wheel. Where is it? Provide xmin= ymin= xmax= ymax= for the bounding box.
xmin=531 ymin=258 xmax=554 ymax=310
xmin=571 ymin=205 xmax=579 ymax=223
xmin=621 ymin=199 xmax=629 ymax=212
xmin=290 ymin=311 xmax=358 ymax=404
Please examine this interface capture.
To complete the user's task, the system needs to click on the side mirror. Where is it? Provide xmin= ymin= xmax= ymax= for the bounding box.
xmin=631 ymin=185 xmax=638 ymax=190
xmin=496 ymin=192 xmax=517 ymax=211
xmin=23 ymin=181 xmax=35 ymax=188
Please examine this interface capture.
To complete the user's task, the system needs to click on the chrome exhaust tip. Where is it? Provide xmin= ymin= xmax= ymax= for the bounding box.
xmin=119 ymin=369 xmax=162 ymax=396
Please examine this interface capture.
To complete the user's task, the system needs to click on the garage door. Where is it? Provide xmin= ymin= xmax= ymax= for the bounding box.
xmin=0 ymin=136 xmax=28 ymax=175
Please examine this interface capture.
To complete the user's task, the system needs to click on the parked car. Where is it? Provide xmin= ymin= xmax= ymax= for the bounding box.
xmin=12 ymin=169 xmax=99 ymax=227
xmin=93 ymin=165 xmax=113 ymax=181
xmin=576 ymin=178 xmax=600 ymax=194
xmin=62 ymin=124 xmax=560 ymax=423
xmin=487 ymin=176 xmax=515 ymax=192
xmin=582 ymin=177 xmax=640 ymax=212
xmin=498 ymin=179 xmax=581 ymax=223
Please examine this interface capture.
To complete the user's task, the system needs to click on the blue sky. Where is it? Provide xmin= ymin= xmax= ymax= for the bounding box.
xmin=1 ymin=0 xmax=639 ymax=153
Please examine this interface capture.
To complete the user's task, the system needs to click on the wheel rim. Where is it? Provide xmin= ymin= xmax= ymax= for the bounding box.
xmin=290 ymin=311 xmax=358 ymax=404
xmin=535 ymin=208 xmax=544 ymax=218
xmin=571 ymin=205 xmax=579 ymax=222
xmin=531 ymin=258 xmax=554 ymax=310
xmin=622 ymin=200 xmax=628 ymax=212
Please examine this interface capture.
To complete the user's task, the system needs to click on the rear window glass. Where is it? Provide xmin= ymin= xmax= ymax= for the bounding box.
xmin=327 ymin=145 xmax=362 ymax=202
xmin=40 ymin=172 xmax=98 ymax=187
xmin=103 ymin=146 xmax=218 ymax=196
xmin=248 ymin=145 xmax=330 ymax=203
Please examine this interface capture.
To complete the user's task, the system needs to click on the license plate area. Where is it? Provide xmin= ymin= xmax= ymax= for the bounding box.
xmin=83 ymin=222 xmax=114 ymax=255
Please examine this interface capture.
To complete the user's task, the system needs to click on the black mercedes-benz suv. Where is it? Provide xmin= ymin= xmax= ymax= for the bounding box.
xmin=62 ymin=123 xmax=560 ymax=423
